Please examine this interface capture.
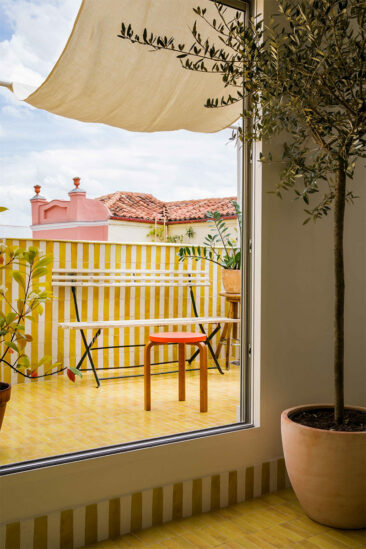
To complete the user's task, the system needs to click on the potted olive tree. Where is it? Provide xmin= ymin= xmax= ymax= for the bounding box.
xmin=118 ymin=0 xmax=366 ymax=528
xmin=178 ymin=203 xmax=242 ymax=293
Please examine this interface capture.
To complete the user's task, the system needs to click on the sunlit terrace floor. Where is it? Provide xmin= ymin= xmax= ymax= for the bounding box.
xmin=0 ymin=360 xmax=240 ymax=466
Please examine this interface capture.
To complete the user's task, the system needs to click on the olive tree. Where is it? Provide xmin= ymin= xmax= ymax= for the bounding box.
xmin=119 ymin=0 xmax=366 ymax=424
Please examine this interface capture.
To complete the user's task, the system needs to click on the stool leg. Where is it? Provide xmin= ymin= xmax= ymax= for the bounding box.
xmin=144 ymin=341 xmax=154 ymax=411
xmin=197 ymin=342 xmax=208 ymax=413
xmin=178 ymin=343 xmax=186 ymax=401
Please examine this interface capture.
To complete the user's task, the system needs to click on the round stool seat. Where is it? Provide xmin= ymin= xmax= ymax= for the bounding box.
xmin=149 ymin=331 xmax=207 ymax=344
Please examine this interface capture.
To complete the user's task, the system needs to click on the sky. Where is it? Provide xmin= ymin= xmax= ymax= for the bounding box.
xmin=0 ymin=0 xmax=237 ymax=234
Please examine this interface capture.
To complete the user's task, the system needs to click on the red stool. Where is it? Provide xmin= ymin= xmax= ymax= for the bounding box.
xmin=144 ymin=332 xmax=208 ymax=412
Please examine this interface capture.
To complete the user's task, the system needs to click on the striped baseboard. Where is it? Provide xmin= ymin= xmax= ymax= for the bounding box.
xmin=0 ymin=457 xmax=290 ymax=549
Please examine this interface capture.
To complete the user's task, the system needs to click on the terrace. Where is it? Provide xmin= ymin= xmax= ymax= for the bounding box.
xmin=0 ymin=238 xmax=242 ymax=466
xmin=1 ymin=364 xmax=240 ymax=465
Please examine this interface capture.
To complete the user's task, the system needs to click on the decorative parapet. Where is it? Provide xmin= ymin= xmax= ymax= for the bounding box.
xmin=30 ymin=178 xmax=110 ymax=241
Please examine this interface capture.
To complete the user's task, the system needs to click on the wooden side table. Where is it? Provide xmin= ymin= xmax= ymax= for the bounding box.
xmin=215 ymin=292 xmax=241 ymax=370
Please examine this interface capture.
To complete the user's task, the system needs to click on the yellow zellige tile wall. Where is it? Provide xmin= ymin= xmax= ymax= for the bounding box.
xmin=0 ymin=239 xmax=228 ymax=386
xmin=0 ymin=458 xmax=289 ymax=549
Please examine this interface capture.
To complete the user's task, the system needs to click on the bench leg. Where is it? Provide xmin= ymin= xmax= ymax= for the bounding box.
xmin=188 ymin=286 xmax=224 ymax=375
xmin=196 ymin=342 xmax=208 ymax=413
xmin=187 ymin=324 xmax=224 ymax=375
xmin=178 ymin=343 xmax=186 ymax=401
xmin=215 ymin=322 xmax=229 ymax=360
xmin=79 ymin=328 xmax=101 ymax=388
xmin=144 ymin=341 xmax=154 ymax=411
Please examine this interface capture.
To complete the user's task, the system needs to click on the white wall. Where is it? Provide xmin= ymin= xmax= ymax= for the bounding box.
xmin=1 ymin=0 xmax=365 ymax=524
xmin=108 ymin=220 xmax=151 ymax=242
xmin=168 ymin=219 xmax=239 ymax=245
xmin=0 ymin=225 xmax=31 ymax=239
xmin=108 ymin=219 xmax=239 ymax=245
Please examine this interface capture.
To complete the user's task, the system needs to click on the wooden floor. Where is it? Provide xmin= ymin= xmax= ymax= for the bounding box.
xmin=83 ymin=489 xmax=366 ymax=548
xmin=0 ymin=361 xmax=240 ymax=465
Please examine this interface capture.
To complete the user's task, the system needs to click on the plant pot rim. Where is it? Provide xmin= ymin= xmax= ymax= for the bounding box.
xmin=0 ymin=382 xmax=10 ymax=390
xmin=282 ymin=404 xmax=366 ymax=435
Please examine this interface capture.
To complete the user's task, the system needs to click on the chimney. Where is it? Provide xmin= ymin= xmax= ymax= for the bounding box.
xmin=68 ymin=177 xmax=87 ymax=220
xmin=30 ymin=185 xmax=47 ymax=225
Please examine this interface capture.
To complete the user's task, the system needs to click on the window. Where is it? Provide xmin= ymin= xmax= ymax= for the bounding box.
xmin=0 ymin=0 xmax=253 ymax=474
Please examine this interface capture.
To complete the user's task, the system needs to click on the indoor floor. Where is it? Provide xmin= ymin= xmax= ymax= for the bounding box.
xmin=0 ymin=361 xmax=240 ymax=465
xmin=82 ymin=489 xmax=366 ymax=548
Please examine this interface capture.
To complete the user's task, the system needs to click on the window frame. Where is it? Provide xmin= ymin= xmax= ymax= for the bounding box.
xmin=0 ymin=0 xmax=257 ymax=477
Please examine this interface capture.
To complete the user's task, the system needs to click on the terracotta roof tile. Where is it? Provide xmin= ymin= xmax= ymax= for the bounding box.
xmin=166 ymin=197 xmax=237 ymax=222
xmin=97 ymin=192 xmax=237 ymax=223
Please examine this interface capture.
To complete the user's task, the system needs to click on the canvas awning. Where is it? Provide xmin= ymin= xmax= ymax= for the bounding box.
xmin=2 ymin=0 xmax=244 ymax=133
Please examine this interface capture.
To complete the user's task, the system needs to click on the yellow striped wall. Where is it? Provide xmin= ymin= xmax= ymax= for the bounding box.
xmin=0 ymin=458 xmax=290 ymax=549
xmin=0 ymin=239 xmax=232 ymax=385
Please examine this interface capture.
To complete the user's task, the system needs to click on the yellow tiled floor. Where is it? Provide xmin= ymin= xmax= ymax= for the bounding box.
xmin=0 ymin=361 xmax=240 ymax=465
xmin=83 ymin=490 xmax=366 ymax=548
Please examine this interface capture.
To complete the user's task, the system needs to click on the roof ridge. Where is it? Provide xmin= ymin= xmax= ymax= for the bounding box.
xmin=166 ymin=196 xmax=236 ymax=205
xmin=96 ymin=191 xmax=237 ymax=223
xmin=97 ymin=191 xmax=236 ymax=205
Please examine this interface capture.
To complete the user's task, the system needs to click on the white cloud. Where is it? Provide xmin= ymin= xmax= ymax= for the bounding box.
xmin=0 ymin=130 xmax=237 ymax=225
xmin=0 ymin=0 xmax=238 ymax=233
xmin=0 ymin=0 xmax=80 ymax=85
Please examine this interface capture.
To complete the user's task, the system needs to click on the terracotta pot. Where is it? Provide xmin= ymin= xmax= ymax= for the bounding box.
xmin=0 ymin=382 xmax=11 ymax=431
xmin=281 ymin=404 xmax=366 ymax=529
xmin=221 ymin=269 xmax=241 ymax=294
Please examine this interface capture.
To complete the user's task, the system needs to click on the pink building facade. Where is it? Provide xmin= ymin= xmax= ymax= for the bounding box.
xmin=31 ymin=178 xmax=110 ymax=241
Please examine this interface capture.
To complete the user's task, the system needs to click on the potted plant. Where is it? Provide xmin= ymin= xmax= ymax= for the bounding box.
xmin=119 ymin=0 xmax=366 ymax=528
xmin=178 ymin=202 xmax=241 ymax=293
xmin=0 ymin=214 xmax=79 ymax=430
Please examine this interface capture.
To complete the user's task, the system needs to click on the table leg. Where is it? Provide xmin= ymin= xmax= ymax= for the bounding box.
xmin=196 ymin=342 xmax=208 ymax=412
xmin=232 ymin=302 xmax=239 ymax=340
xmin=178 ymin=343 xmax=186 ymax=401
xmin=144 ymin=341 xmax=154 ymax=411
xmin=225 ymin=322 xmax=233 ymax=370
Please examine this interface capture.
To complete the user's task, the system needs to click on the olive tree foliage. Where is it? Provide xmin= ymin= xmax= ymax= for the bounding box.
xmin=120 ymin=1 xmax=366 ymax=217
xmin=119 ymin=0 xmax=366 ymax=425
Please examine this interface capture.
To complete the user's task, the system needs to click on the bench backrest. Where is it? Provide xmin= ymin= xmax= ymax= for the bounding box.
xmin=52 ymin=268 xmax=210 ymax=288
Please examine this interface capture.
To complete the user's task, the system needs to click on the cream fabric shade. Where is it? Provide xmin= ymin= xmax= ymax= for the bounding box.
xmin=10 ymin=0 xmax=243 ymax=133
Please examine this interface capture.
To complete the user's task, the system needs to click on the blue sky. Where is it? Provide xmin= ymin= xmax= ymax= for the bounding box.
xmin=0 ymin=0 xmax=237 ymax=232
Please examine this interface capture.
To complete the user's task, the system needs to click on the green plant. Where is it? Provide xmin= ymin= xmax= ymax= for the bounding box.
xmin=0 ymin=236 xmax=79 ymax=382
xmin=119 ymin=0 xmax=366 ymax=425
xmin=146 ymin=224 xmax=195 ymax=243
xmin=146 ymin=225 xmax=165 ymax=242
xmin=185 ymin=226 xmax=196 ymax=240
xmin=167 ymin=235 xmax=184 ymax=243
xmin=178 ymin=201 xmax=241 ymax=269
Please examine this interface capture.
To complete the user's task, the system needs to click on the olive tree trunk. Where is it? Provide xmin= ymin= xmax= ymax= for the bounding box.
xmin=334 ymin=162 xmax=346 ymax=425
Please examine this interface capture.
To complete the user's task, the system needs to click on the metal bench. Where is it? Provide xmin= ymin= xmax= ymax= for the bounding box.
xmin=53 ymin=268 xmax=240 ymax=387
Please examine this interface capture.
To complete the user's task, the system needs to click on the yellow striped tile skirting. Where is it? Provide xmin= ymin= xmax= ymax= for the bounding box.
xmin=0 ymin=458 xmax=289 ymax=549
